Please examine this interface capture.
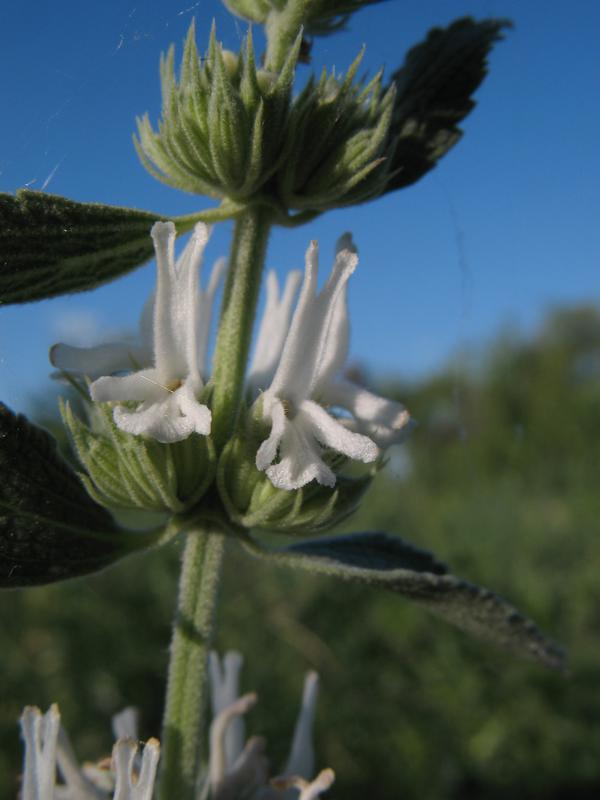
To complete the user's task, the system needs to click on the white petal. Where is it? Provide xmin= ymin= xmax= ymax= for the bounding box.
xmin=209 ymin=693 xmax=257 ymax=789
xmin=335 ymin=232 xmax=357 ymax=256
xmin=20 ymin=705 xmax=60 ymax=800
xmin=255 ymin=396 xmax=287 ymax=471
xmin=113 ymin=396 xmax=191 ymax=443
xmin=269 ymin=242 xmax=356 ymax=405
xmin=151 ymin=221 xmax=209 ymax=386
xmin=91 ymin=370 xmax=166 ymax=404
xmin=197 ymin=256 xmax=227 ymax=376
xmin=311 ymin=280 xmax=349 ymax=397
xmin=55 ymin=726 xmax=105 ymax=800
xmin=112 ymin=708 xmax=139 ymax=742
xmin=211 ymin=737 xmax=268 ymax=800
xmin=284 ymin=671 xmax=319 ymax=779
xmin=248 ymin=269 xmax=302 ymax=394
xmin=298 ymin=768 xmax=335 ymax=800
xmin=267 ymin=242 xmax=319 ymax=401
xmin=209 ymin=651 xmax=245 ymax=770
xmin=138 ymin=293 xmax=155 ymax=351
xmin=112 ymin=738 xmax=160 ymax=800
xmin=266 ymin=415 xmax=335 ymax=490
xmin=134 ymin=740 xmax=161 ymax=800
xmin=50 ymin=342 xmax=150 ymax=379
xmin=308 ymin=247 xmax=357 ymax=394
xmin=324 ymin=380 xmax=411 ymax=448
xmin=175 ymin=380 xmax=212 ymax=436
xmin=300 ymin=401 xmax=379 ymax=463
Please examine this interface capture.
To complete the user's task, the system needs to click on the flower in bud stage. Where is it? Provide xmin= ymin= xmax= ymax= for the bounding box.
xmin=53 ymin=222 xmax=224 ymax=445
xmin=135 ymin=20 xmax=300 ymax=202
xmin=250 ymin=235 xmax=410 ymax=490
xmin=278 ymin=49 xmax=395 ymax=213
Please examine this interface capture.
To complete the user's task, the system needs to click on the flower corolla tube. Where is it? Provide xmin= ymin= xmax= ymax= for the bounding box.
xmin=51 ymin=222 xmax=225 ymax=444
xmin=248 ymin=234 xmax=411 ymax=490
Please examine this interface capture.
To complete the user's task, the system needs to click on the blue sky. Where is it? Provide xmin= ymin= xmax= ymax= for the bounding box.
xmin=1 ymin=0 xmax=599 ymax=413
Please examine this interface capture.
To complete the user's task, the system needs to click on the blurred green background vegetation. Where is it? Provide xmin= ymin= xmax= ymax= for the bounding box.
xmin=2 ymin=305 xmax=600 ymax=799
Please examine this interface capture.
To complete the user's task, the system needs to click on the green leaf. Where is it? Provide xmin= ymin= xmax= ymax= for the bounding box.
xmin=0 ymin=403 xmax=158 ymax=588
xmin=0 ymin=190 xmax=167 ymax=304
xmin=387 ymin=17 xmax=511 ymax=191
xmin=243 ymin=531 xmax=566 ymax=671
xmin=0 ymin=190 xmax=236 ymax=304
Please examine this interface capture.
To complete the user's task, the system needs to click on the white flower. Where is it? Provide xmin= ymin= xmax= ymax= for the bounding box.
xmin=19 ymin=705 xmax=159 ymax=800
xmin=207 ymin=651 xmax=333 ymax=800
xmin=51 ymin=221 xmax=225 ymax=444
xmin=19 ymin=656 xmax=333 ymax=800
xmin=50 ymin=298 xmax=154 ymax=381
xmin=247 ymin=269 xmax=303 ymax=397
xmin=251 ymin=235 xmax=411 ymax=490
xmin=20 ymin=705 xmax=61 ymax=800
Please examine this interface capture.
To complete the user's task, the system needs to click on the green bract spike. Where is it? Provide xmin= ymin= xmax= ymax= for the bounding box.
xmin=61 ymin=400 xmax=216 ymax=516
xmin=135 ymin=19 xmax=299 ymax=203
xmin=216 ymin=409 xmax=376 ymax=535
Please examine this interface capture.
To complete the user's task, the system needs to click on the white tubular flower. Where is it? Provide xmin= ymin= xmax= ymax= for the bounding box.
xmin=283 ymin=671 xmax=319 ymax=780
xmin=254 ymin=236 xmax=410 ymax=490
xmin=111 ymin=738 xmax=160 ymax=800
xmin=207 ymin=652 xmax=333 ymax=800
xmin=20 ymin=704 xmax=60 ymax=800
xmin=87 ymin=222 xmax=220 ymax=444
xmin=19 ymin=706 xmax=161 ymax=800
xmin=209 ymin=651 xmax=246 ymax=771
xmin=247 ymin=269 xmax=303 ymax=395
xmin=50 ymin=297 xmax=154 ymax=381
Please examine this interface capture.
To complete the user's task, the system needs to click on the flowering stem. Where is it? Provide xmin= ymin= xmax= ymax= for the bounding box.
xmin=158 ymin=528 xmax=225 ymax=800
xmin=211 ymin=207 xmax=271 ymax=450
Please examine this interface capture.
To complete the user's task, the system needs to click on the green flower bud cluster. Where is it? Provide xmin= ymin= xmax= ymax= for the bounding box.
xmin=135 ymin=16 xmax=506 ymax=220
xmin=134 ymin=21 xmax=300 ymax=201
xmin=277 ymin=49 xmax=395 ymax=212
xmin=223 ymin=0 xmax=385 ymax=36
xmin=217 ymin=408 xmax=375 ymax=534
xmin=61 ymin=400 xmax=215 ymax=515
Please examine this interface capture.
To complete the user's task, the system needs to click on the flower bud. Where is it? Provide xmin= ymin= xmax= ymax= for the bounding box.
xmin=135 ymin=20 xmax=300 ymax=202
xmin=217 ymin=407 xmax=374 ymax=535
xmin=277 ymin=48 xmax=395 ymax=212
xmin=61 ymin=400 xmax=215 ymax=515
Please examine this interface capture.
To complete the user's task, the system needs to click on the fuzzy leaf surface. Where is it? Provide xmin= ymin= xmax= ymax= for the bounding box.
xmin=245 ymin=530 xmax=565 ymax=671
xmin=388 ymin=17 xmax=511 ymax=191
xmin=0 ymin=404 xmax=150 ymax=587
xmin=0 ymin=190 xmax=166 ymax=304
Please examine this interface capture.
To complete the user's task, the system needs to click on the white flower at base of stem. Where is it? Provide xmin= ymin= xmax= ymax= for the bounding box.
xmin=207 ymin=651 xmax=333 ymax=800
xmin=249 ymin=234 xmax=411 ymax=490
xmin=19 ymin=655 xmax=333 ymax=800
xmin=19 ymin=706 xmax=159 ymax=800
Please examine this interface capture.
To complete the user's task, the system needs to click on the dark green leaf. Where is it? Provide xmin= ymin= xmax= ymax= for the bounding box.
xmin=387 ymin=17 xmax=511 ymax=191
xmin=244 ymin=531 xmax=566 ymax=671
xmin=304 ymin=1 xmax=389 ymax=37
xmin=0 ymin=191 xmax=165 ymax=304
xmin=0 ymin=403 xmax=155 ymax=587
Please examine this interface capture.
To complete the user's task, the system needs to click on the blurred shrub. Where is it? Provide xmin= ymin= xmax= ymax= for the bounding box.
xmin=2 ymin=305 xmax=600 ymax=799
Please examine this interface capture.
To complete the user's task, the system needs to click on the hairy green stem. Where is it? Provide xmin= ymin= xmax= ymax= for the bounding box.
xmin=211 ymin=208 xmax=271 ymax=449
xmin=158 ymin=529 xmax=226 ymax=800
